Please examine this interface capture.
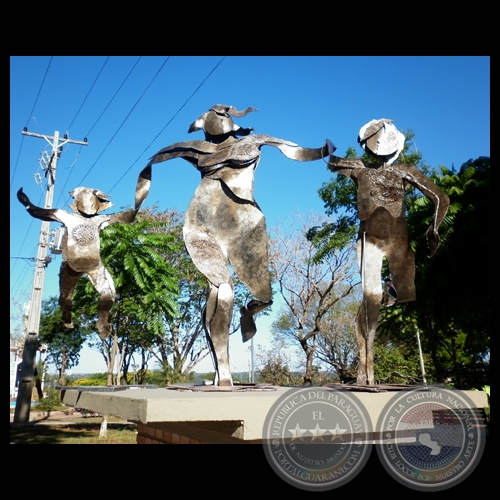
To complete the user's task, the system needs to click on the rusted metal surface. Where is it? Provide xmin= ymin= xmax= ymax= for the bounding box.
xmin=165 ymin=383 xmax=277 ymax=392
xmin=326 ymin=119 xmax=450 ymax=385
xmin=135 ymin=105 xmax=330 ymax=386
xmin=322 ymin=383 xmax=425 ymax=392
xmin=17 ymin=187 xmax=139 ymax=339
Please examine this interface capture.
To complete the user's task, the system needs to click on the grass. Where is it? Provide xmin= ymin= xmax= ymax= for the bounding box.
xmin=10 ymin=419 xmax=138 ymax=444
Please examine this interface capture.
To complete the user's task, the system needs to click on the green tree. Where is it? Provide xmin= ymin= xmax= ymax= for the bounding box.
xmin=75 ymin=205 xmax=253 ymax=386
xmin=39 ymin=297 xmax=88 ymax=386
xmin=141 ymin=209 xmax=212 ymax=385
xmin=373 ymin=340 xmax=433 ymax=384
xmin=389 ymin=157 xmax=490 ymax=388
xmin=74 ymin=207 xmax=180 ymax=385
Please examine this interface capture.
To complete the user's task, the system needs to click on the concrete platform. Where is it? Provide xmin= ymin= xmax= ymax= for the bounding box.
xmin=59 ymin=385 xmax=489 ymax=444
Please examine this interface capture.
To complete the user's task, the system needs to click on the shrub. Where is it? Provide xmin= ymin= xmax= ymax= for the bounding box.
xmin=71 ymin=377 xmax=107 ymax=386
xmin=34 ymin=386 xmax=60 ymax=411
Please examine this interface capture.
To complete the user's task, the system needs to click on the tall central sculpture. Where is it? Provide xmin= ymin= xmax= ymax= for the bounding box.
xmin=135 ymin=105 xmax=330 ymax=386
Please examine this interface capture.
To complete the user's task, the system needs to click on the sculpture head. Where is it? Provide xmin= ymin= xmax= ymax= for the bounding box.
xmin=69 ymin=187 xmax=114 ymax=215
xmin=358 ymin=119 xmax=405 ymax=165
xmin=188 ymin=104 xmax=257 ymax=143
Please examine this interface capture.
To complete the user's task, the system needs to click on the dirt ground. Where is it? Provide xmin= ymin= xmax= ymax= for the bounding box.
xmin=9 ymin=406 xmax=133 ymax=425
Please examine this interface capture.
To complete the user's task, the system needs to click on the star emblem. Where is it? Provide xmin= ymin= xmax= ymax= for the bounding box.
xmin=309 ymin=423 xmax=328 ymax=441
xmin=328 ymin=423 xmax=347 ymax=441
xmin=288 ymin=423 xmax=307 ymax=441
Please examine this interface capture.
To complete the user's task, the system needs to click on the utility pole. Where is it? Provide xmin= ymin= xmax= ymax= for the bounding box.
xmin=13 ymin=129 xmax=87 ymax=426
xmin=250 ymin=337 xmax=255 ymax=383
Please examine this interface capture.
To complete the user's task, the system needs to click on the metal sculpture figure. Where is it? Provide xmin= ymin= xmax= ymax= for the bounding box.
xmin=17 ymin=186 xmax=139 ymax=339
xmin=326 ymin=119 xmax=450 ymax=385
xmin=135 ymin=104 xmax=331 ymax=386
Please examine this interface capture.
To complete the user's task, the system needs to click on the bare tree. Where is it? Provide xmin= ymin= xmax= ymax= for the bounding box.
xmin=256 ymin=337 xmax=303 ymax=386
xmin=269 ymin=213 xmax=358 ymax=383
xmin=315 ymin=290 xmax=361 ymax=383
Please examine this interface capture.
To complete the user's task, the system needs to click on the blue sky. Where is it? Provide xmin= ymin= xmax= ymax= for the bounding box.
xmin=10 ymin=56 xmax=490 ymax=374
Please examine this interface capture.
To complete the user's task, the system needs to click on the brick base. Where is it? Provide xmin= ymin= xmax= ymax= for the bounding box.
xmin=136 ymin=421 xmax=261 ymax=444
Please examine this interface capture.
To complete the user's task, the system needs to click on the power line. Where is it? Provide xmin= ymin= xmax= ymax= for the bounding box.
xmin=12 ymin=56 xmax=227 ymax=320
xmin=144 ymin=56 xmax=226 ymax=150
xmin=56 ymin=56 xmax=142 ymax=206
xmin=23 ymin=58 xmax=53 ymax=130
xmin=10 ymin=57 xmax=53 ymax=192
xmin=13 ymin=57 xmax=163 ymax=299
xmin=108 ymin=56 xmax=226 ymax=193
xmin=11 ymin=256 xmax=36 ymax=261
xmin=66 ymin=56 xmax=109 ymax=132
xmin=76 ymin=57 xmax=171 ymax=188
xmin=85 ymin=57 xmax=142 ymax=138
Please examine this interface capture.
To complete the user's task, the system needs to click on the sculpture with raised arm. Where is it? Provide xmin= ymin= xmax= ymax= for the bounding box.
xmin=135 ymin=104 xmax=331 ymax=386
xmin=17 ymin=186 xmax=140 ymax=339
xmin=326 ymin=119 xmax=450 ymax=385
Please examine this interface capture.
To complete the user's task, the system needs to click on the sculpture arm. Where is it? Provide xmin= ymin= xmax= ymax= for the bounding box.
xmin=149 ymin=140 xmax=216 ymax=165
xmin=269 ymin=137 xmax=333 ymax=162
xmin=109 ymin=209 xmax=139 ymax=225
xmin=401 ymin=164 xmax=450 ymax=256
xmin=198 ymin=135 xmax=333 ymax=167
xmin=17 ymin=187 xmax=66 ymax=223
xmin=325 ymin=155 xmax=365 ymax=178
xmin=134 ymin=140 xmax=217 ymax=210
xmin=135 ymin=164 xmax=151 ymax=210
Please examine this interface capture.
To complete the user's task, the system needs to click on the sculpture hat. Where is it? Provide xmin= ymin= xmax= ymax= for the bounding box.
xmin=358 ymin=118 xmax=405 ymax=164
xmin=69 ymin=187 xmax=114 ymax=215
xmin=188 ymin=104 xmax=257 ymax=142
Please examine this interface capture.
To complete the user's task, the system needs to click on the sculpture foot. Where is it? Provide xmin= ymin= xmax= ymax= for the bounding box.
xmin=356 ymin=379 xmax=375 ymax=386
xmin=214 ymin=369 xmax=233 ymax=387
xmin=63 ymin=322 xmax=74 ymax=329
xmin=240 ymin=300 xmax=273 ymax=342
xmin=395 ymin=296 xmax=416 ymax=304
xmin=241 ymin=299 xmax=273 ymax=316
xmin=302 ymin=377 xmax=313 ymax=387
xmin=383 ymin=280 xmax=416 ymax=307
xmin=382 ymin=279 xmax=397 ymax=307
xmin=240 ymin=315 xmax=256 ymax=342
xmin=97 ymin=320 xmax=111 ymax=340
xmin=356 ymin=372 xmax=374 ymax=385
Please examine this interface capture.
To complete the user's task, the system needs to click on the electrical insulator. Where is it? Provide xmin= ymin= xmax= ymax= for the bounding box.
xmin=49 ymin=227 xmax=65 ymax=254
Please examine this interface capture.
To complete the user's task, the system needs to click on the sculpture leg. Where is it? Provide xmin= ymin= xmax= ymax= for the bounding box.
xmin=386 ymin=237 xmax=416 ymax=303
xmin=225 ymin=208 xmax=273 ymax=342
xmin=355 ymin=297 xmax=380 ymax=385
xmin=356 ymin=236 xmax=384 ymax=385
xmin=87 ymin=266 xmax=116 ymax=340
xmin=184 ymin=180 xmax=272 ymax=347
xmin=58 ymin=262 xmax=83 ymax=329
xmin=204 ymin=282 xmax=234 ymax=386
xmin=184 ymin=231 xmax=234 ymax=386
